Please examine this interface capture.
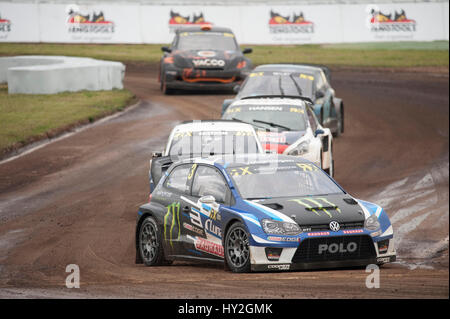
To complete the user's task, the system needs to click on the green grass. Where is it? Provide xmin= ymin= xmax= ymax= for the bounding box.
xmin=0 ymin=41 xmax=448 ymax=67
xmin=0 ymin=43 xmax=162 ymax=63
xmin=250 ymin=42 xmax=449 ymax=68
xmin=0 ymin=86 xmax=135 ymax=154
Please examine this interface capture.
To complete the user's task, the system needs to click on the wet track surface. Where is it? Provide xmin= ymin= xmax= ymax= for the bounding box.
xmin=0 ymin=64 xmax=448 ymax=298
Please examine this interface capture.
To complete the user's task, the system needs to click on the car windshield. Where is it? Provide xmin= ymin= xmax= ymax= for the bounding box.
xmin=222 ymin=104 xmax=308 ymax=131
xmin=177 ymin=32 xmax=238 ymax=51
xmin=169 ymin=130 xmax=260 ymax=156
xmin=227 ymin=161 xmax=344 ymax=199
xmin=237 ymin=71 xmax=314 ymax=99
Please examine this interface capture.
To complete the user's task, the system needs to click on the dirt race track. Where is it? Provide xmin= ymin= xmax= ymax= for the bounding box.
xmin=0 ymin=63 xmax=448 ymax=299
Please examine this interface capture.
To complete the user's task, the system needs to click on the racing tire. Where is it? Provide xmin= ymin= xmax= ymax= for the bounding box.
xmin=160 ymin=75 xmax=173 ymax=95
xmin=138 ymin=216 xmax=170 ymax=266
xmin=224 ymin=222 xmax=251 ymax=273
xmin=334 ymin=104 xmax=344 ymax=137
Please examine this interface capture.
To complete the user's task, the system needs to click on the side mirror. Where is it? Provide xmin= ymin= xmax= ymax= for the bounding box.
xmin=315 ymin=90 xmax=325 ymax=99
xmin=242 ymin=48 xmax=252 ymax=54
xmin=161 ymin=46 xmax=171 ymax=53
xmin=199 ymin=195 xmax=216 ymax=204
xmin=314 ymin=129 xmax=325 ymax=137
xmin=232 ymin=85 xmax=240 ymax=93
xmin=152 ymin=151 xmax=163 ymax=158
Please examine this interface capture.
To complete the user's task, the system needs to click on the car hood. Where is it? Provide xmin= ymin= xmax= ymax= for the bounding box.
xmin=172 ymin=50 xmax=242 ymax=69
xmin=256 ymin=130 xmax=306 ymax=154
xmin=252 ymin=194 xmax=366 ymax=226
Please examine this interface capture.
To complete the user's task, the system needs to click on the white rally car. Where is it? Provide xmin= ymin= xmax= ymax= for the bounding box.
xmin=149 ymin=120 xmax=264 ymax=192
xmin=221 ymin=96 xmax=334 ymax=176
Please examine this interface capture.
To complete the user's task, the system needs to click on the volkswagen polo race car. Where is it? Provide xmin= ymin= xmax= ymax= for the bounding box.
xmin=221 ymin=64 xmax=344 ymax=137
xmin=136 ymin=155 xmax=396 ymax=272
xmin=148 ymin=120 xmax=263 ymax=192
xmin=221 ymin=96 xmax=334 ymax=176
xmin=159 ymin=25 xmax=253 ymax=94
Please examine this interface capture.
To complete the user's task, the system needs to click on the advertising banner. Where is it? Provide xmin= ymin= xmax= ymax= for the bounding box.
xmin=0 ymin=2 xmax=39 ymax=42
xmin=0 ymin=2 xmax=448 ymax=44
xmin=38 ymin=3 xmax=141 ymax=43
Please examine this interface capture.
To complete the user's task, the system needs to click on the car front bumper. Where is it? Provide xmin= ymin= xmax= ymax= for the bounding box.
xmin=248 ymin=236 xmax=396 ymax=272
xmin=163 ymin=67 xmax=244 ymax=91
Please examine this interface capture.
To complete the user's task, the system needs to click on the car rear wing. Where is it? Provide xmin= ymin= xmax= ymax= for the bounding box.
xmin=150 ymin=154 xmax=175 ymax=187
xmin=268 ymin=63 xmax=331 ymax=83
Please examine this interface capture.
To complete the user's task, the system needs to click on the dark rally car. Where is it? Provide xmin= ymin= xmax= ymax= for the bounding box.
xmin=159 ymin=25 xmax=253 ymax=94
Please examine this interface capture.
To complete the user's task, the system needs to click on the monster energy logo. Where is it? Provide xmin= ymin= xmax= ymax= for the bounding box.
xmin=164 ymin=202 xmax=181 ymax=246
xmin=290 ymin=198 xmax=341 ymax=218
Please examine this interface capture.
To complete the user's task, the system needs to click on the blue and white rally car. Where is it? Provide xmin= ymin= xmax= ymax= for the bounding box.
xmin=135 ymin=154 xmax=396 ymax=272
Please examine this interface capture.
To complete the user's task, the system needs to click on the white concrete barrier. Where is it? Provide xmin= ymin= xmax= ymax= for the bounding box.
xmin=0 ymin=56 xmax=125 ymax=94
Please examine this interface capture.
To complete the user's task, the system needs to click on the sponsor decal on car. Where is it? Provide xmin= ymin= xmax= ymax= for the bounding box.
xmin=173 ymin=131 xmax=193 ymax=139
xmin=205 ymin=219 xmax=222 ymax=239
xmin=183 ymin=222 xmax=204 ymax=236
xmin=289 ymin=197 xmax=342 ymax=218
xmin=307 ymin=231 xmax=330 ymax=236
xmin=318 ymin=242 xmax=358 ymax=254
xmin=290 ymin=107 xmax=305 ymax=114
xmin=269 ymin=10 xmax=314 ymax=34
xmin=267 ymin=264 xmax=290 ymax=270
xmin=257 ymin=132 xmax=287 ymax=144
xmin=377 ymin=257 xmax=391 ymax=263
xmin=343 ymin=229 xmax=364 ymax=234
xmin=66 ymin=5 xmax=114 ymax=34
xmin=0 ymin=12 xmax=11 ymax=35
xmin=164 ymin=202 xmax=181 ymax=247
xmin=225 ymin=107 xmax=241 ymax=114
xmin=194 ymin=237 xmax=224 ymax=258
xmin=228 ymin=166 xmax=253 ymax=177
xmin=192 ymin=58 xmax=225 ymax=68
xmin=249 ymin=106 xmax=283 ymax=112
xmin=267 ymin=236 xmax=299 ymax=242
xmin=367 ymin=7 xmax=416 ymax=32
xmin=197 ymin=51 xmax=216 ymax=58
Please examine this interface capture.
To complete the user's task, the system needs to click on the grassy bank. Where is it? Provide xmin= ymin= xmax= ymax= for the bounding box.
xmin=0 ymin=41 xmax=448 ymax=68
xmin=0 ymin=86 xmax=135 ymax=156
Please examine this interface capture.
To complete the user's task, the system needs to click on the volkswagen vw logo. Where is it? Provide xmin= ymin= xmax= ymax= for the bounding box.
xmin=329 ymin=221 xmax=340 ymax=232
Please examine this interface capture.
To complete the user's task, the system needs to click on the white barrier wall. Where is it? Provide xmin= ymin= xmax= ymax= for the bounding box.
xmin=0 ymin=2 xmax=448 ymax=44
xmin=0 ymin=56 xmax=125 ymax=94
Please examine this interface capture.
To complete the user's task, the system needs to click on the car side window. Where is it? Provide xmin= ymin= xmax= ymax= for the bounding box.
xmin=320 ymin=71 xmax=329 ymax=87
xmin=192 ymin=165 xmax=229 ymax=203
xmin=164 ymin=164 xmax=191 ymax=194
xmin=306 ymin=107 xmax=318 ymax=132
xmin=171 ymin=35 xmax=178 ymax=49
xmin=315 ymin=71 xmax=325 ymax=92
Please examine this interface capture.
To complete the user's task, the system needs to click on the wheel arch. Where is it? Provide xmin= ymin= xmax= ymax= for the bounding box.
xmin=221 ymin=217 xmax=244 ymax=247
xmin=333 ymin=97 xmax=344 ymax=133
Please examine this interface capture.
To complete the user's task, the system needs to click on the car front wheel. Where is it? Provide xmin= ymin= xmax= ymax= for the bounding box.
xmin=224 ymin=222 xmax=251 ymax=273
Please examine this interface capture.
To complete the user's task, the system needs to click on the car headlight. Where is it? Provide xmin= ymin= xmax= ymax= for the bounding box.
xmin=288 ymin=140 xmax=310 ymax=156
xmin=364 ymin=214 xmax=381 ymax=231
xmin=261 ymin=219 xmax=301 ymax=236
